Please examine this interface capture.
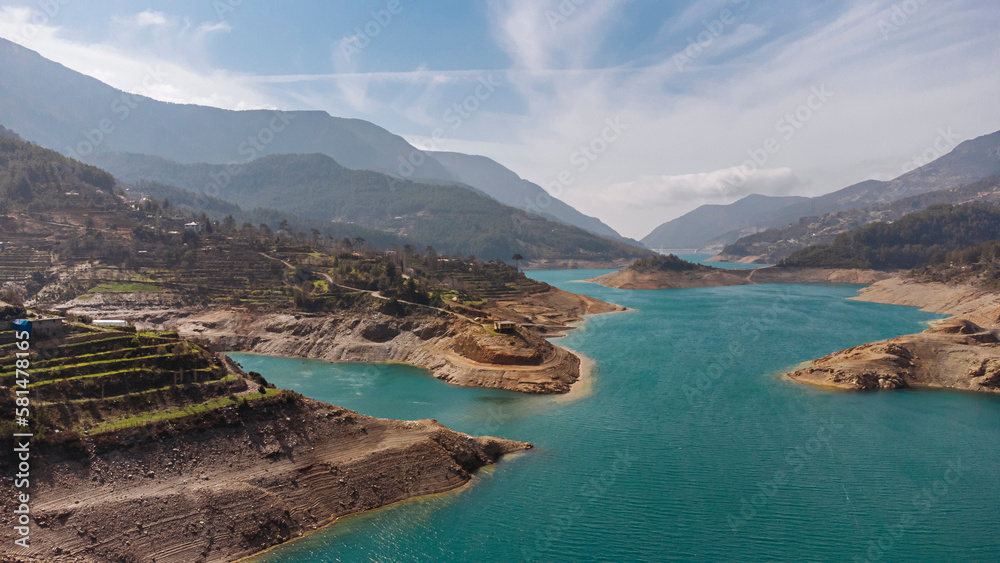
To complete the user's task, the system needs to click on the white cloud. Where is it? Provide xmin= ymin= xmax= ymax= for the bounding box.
xmin=0 ymin=6 xmax=269 ymax=110
xmin=603 ymin=167 xmax=800 ymax=208
xmin=113 ymin=10 xmax=168 ymax=28
xmin=1 ymin=1 xmax=999 ymax=241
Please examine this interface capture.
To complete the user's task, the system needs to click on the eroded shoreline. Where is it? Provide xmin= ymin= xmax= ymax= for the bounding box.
xmin=786 ymin=277 xmax=1000 ymax=394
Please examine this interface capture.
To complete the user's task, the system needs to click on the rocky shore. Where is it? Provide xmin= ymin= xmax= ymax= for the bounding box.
xmin=0 ymin=394 xmax=528 ymax=562
xmin=61 ymin=284 xmax=622 ymax=395
xmin=786 ymin=277 xmax=1000 ymax=394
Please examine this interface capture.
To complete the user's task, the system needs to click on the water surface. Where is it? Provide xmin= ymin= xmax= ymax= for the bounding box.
xmin=238 ymin=271 xmax=999 ymax=562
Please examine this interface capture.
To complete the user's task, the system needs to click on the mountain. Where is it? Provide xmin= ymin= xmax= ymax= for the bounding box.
xmin=128 ymin=179 xmax=412 ymax=250
xmin=641 ymin=194 xmax=809 ymax=250
xmin=86 ymin=151 xmax=653 ymax=264
xmin=0 ymin=38 xmax=628 ymax=246
xmin=0 ymin=124 xmax=21 ymax=140
xmin=780 ymin=203 xmax=1000 ymax=270
xmin=643 ymin=129 xmax=1000 ymax=251
xmin=429 ymin=151 xmax=640 ymax=244
xmin=0 ymin=38 xmax=459 ymax=182
xmin=714 ymin=174 xmax=1000 ymax=263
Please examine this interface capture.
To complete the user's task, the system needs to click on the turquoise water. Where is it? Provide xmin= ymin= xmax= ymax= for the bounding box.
xmin=237 ymin=272 xmax=1000 ymax=562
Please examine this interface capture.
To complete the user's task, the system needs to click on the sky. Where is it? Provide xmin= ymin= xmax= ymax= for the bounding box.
xmin=1 ymin=0 xmax=998 ymax=239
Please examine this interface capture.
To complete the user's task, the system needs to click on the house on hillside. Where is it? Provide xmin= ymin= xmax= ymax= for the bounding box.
xmin=184 ymin=222 xmax=201 ymax=233
xmin=32 ymin=316 xmax=65 ymax=334
xmin=493 ymin=320 xmax=517 ymax=333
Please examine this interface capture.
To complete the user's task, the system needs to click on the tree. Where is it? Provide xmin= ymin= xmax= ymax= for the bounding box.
xmin=512 ymin=253 xmax=524 ymax=271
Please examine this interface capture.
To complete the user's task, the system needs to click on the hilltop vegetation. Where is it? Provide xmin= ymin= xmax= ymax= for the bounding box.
xmin=718 ymin=174 xmax=1000 ymax=263
xmin=0 ymin=133 xmax=118 ymax=213
xmin=0 ymin=131 xmax=565 ymax=316
xmin=780 ymin=204 xmax=1000 ymax=270
xmin=629 ymin=253 xmax=705 ymax=272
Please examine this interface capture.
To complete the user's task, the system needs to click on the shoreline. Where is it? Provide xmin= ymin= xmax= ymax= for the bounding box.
xmin=586 ymin=266 xmax=894 ymax=290
xmin=785 ymin=277 xmax=1000 ymax=394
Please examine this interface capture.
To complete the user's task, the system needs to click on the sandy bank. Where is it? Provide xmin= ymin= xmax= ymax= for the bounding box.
xmin=850 ymin=277 xmax=1000 ymax=328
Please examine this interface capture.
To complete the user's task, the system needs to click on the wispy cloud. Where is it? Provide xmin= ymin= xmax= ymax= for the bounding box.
xmin=0 ymin=1 xmax=997 ymax=239
xmin=0 ymin=6 xmax=265 ymax=110
xmin=113 ymin=10 xmax=169 ymax=28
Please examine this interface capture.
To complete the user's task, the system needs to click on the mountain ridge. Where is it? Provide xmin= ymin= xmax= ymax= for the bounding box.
xmin=642 ymin=129 xmax=1000 ymax=252
xmin=0 ymin=37 xmax=626 ymax=241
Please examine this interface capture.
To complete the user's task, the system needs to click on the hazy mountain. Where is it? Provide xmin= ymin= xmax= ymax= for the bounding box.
xmin=429 ymin=151 xmax=640 ymax=245
xmin=641 ymin=194 xmax=809 ymax=250
xmin=715 ymin=174 xmax=1000 ymax=263
xmin=87 ymin=151 xmax=653 ymax=264
xmin=0 ymin=124 xmax=21 ymax=140
xmin=0 ymin=38 xmax=631 ymax=247
xmin=0 ymin=38 xmax=461 ymax=182
xmin=643 ymin=129 xmax=1000 ymax=251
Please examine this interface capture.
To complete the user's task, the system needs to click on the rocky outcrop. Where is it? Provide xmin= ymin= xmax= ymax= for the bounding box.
xmin=60 ymin=284 xmax=617 ymax=395
xmin=0 ymin=395 xmax=529 ymax=562
xmin=787 ymin=317 xmax=1000 ymax=393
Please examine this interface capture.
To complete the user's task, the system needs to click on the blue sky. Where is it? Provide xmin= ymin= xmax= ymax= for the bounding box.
xmin=1 ymin=0 xmax=998 ymax=238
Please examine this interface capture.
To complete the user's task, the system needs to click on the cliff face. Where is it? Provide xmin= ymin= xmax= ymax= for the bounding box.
xmin=0 ymin=395 xmax=529 ymax=563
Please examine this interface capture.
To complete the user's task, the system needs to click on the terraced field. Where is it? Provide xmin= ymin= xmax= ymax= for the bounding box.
xmin=0 ymin=322 xmax=272 ymax=439
xmin=0 ymin=244 xmax=50 ymax=283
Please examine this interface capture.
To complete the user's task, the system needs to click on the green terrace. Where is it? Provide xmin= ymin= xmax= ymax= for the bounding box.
xmin=0 ymin=322 xmax=265 ymax=439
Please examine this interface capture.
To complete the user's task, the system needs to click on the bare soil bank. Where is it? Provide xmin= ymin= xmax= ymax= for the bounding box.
xmin=0 ymin=395 xmax=528 ymax=562
xmin=62 ymin=285 xmax=623 ymax=395
xmin=587 ymin=266 xmax=894 ymax=289
xmin=787 ymin=277 xmax=1000 ymax=394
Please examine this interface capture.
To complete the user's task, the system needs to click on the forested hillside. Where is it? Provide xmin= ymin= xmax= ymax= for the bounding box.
xmin=89 ymin=151 xmax=652 ymax=263
xmin=780 ymin=204 xmax=1000 ymax=269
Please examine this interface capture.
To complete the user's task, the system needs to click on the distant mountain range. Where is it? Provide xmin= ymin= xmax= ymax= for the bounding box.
xmin=428 ymin=151 xmax=639 ymax=245
xmin=641 ymin=194 xmax=809 ymax=250
xmin=0 ymin=37 xmax=638 ymax=247
xmin=642 ymin=129 xmax=1000 ymax=252
xmin=86 ymin=151 xmax=651 ymax=264
xmin=715 ymin=174 xmax=1000 ymax=263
